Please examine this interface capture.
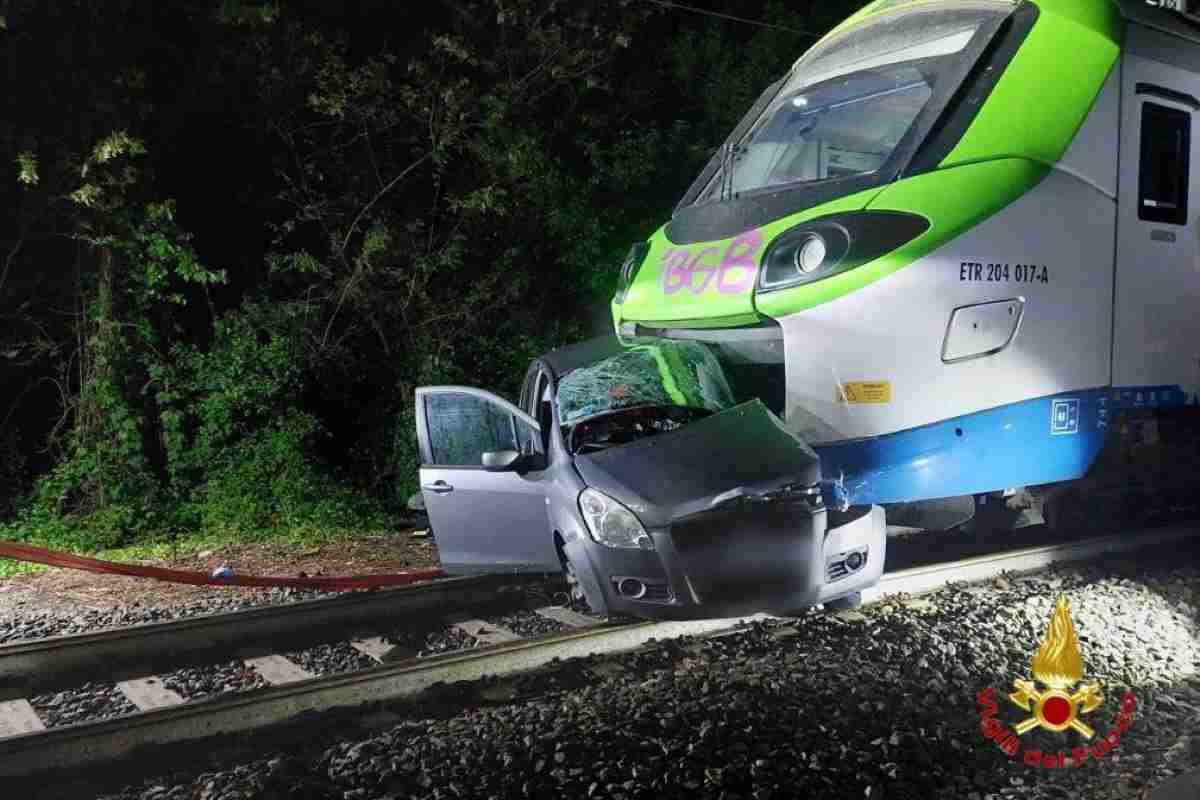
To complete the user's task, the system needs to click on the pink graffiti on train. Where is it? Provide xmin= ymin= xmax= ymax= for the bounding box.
xmin=660 ymin=228 xmax=763 ymax=295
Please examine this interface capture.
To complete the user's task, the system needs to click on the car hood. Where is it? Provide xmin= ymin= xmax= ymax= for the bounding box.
xmin=571 ymin=399 xmax=821 ymax=528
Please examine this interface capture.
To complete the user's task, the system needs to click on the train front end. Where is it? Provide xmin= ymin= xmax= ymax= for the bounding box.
xmin=612 ymin=0 xmax=1124 ymax=508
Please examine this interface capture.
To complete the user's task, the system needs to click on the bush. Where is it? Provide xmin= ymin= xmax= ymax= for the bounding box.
xmin=188 ymin=410 xmax=388 ymax=537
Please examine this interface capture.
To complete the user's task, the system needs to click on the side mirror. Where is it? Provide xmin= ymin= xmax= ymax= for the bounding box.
xmin=482 ymin=450 xmax=522 ymax=472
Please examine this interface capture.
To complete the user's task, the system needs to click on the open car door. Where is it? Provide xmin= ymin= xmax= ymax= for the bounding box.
xmin=414 ymin=386 xmax=559 ymax=574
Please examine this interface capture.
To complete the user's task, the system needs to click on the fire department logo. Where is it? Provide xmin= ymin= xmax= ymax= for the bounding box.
xmin=976 ymin=594 xmax=1139 ymax=769
xmin=1008 ymin=595 xmax=1103 ymax=738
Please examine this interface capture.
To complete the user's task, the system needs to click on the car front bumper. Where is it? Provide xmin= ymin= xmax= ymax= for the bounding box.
xmin=582 ymin=501 xmax=887 ymax=620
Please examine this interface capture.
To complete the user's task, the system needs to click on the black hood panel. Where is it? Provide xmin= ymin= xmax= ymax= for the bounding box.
xmin=572 ymin=399 xmax=821 ymax=527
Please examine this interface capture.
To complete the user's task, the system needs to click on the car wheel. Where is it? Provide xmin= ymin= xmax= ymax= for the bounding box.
xmin=823 ymin=591 xmax=862 ymax=612
xmin=557 ymin=543 xmax=603 ymax=616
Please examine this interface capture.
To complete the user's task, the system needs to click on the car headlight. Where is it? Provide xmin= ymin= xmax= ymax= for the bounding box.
xmin=613 ymin=242 xmax=650 ymax=305
xmin=579 ymin=488 xmax=655 ymax=550
xmin=757 ymin=211 xmax=929 ymax=292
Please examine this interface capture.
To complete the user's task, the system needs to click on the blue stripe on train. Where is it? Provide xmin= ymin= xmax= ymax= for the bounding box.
xmin=811 ymin=385 xmax=1192 ymax=506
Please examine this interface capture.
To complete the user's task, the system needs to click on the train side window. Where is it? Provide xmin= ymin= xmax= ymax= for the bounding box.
xmin=1139 ymin=102 xmax=1190 ymax=226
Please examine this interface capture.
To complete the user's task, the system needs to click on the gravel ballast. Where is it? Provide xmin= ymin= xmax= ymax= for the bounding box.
xmin=285 ymin=641 xmax=376 ymax=675
xmin=385 ymin=623 xmax=479 ymax=658
xmin=0 ymin=588 xmax=339 ymax=645
xmin=158 ymin=660 xmax=267 ymax=701
xmin=482 ymin=608 xmax=570 ymax=638
xmin=29 ymin=683 xmax=139 ymax=728
xmin=94 ymin=556 xmax=1200 ymax=800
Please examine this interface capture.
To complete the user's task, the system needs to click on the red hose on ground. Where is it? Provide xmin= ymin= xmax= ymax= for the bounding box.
xmin=0 ymin=540 xmax=445 ymax=590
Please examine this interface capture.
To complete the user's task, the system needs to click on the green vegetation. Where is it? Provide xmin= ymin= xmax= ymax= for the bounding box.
xmin=0 ymin=0 xmax=865 ymax=559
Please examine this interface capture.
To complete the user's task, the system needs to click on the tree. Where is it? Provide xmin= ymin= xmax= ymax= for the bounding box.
xmin=2 ymin=0 xmax=869 ymax=547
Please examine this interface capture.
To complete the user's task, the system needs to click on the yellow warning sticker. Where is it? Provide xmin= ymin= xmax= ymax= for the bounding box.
xmin=838 ymin=381 xmax=892 ymax=404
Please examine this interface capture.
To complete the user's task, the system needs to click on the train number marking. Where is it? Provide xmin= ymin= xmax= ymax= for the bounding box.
xmin=959 ymin=262 xmax=1048 ymax=284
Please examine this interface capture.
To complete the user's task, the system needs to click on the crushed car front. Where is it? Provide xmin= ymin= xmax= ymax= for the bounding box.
xmin=553 ymin=338 xmax=884 ymax=618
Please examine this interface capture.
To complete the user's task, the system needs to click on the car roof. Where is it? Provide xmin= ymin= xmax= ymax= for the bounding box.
xmin=538 ymin=335 xmax=626 ymax=379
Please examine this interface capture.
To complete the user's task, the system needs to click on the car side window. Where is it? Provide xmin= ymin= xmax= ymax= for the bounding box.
xmin=519 ymin=365 xmax=539 ymax=415
xmin=424 ymin=392 xmax=526 ymax=467
xmin=517 ymin=374 xmax=551 ymax=456
xmin=536 ymin=374 xmax=554 ymax=449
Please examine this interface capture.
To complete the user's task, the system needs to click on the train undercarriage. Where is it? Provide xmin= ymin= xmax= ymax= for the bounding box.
xmin=891 ymin=406 xmax=1200 ymax=536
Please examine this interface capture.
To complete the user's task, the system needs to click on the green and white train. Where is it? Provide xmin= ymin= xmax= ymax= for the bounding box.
xmin=612 ymin=0 xmax=1200 ymax=525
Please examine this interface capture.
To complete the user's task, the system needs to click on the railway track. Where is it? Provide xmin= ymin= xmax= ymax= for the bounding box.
xmin=0 ymin=573 xmax=549 ymax=698
xmin=0 ymin=522 xmax=1197 ymax=793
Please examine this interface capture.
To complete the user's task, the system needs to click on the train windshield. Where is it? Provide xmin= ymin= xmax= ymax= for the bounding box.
xmin=693 ymin=4 xmax=1008 ymax=204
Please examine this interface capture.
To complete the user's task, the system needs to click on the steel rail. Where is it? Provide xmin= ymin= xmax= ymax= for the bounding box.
xmin=0 ymin=573 xmax=552 ymax=697
xmin=0 ymin=524 xmax=1196 ymax=782
xmin=0 ymin=616 xmax=749 ymax=779
xmin=864 ymin=522 xmax=1200 ymax=602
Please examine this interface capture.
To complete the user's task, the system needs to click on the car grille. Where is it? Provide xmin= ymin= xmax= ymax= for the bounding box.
xmin=668 ymin=500 xmax=822 ymax=606
xmin=641 ymin=582 xmax=672 ymax=601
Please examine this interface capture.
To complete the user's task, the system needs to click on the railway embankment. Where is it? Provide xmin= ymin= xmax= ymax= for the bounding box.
xmin=0 ymin=532 xmax=437 ymax=631
xmin=13 ymin=540 xmax=1197 ymax=800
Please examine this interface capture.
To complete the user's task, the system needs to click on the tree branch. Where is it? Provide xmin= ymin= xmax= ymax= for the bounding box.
xmin=339 ymin=150 xmax=433 ymax=256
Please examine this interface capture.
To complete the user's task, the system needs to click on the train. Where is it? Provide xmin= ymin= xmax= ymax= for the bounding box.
xmin=610 ymin=0 xmax=1200 ymax=533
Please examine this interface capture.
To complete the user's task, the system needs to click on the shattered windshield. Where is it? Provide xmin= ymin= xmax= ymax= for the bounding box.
xmin=557 ymin=341 xmax=735 ymax=453
xmin=694 ymin=4 xmax=1005 ymax=203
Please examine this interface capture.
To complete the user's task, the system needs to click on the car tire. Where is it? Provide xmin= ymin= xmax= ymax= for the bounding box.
xmin=823 ymin=591 xmax=862 ymax=611
xmin=557 ymin=543 xmax=605 ymax=616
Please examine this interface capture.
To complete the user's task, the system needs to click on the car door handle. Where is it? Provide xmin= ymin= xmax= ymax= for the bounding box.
xmin=422 ymin=481 xmax=454 ymax=494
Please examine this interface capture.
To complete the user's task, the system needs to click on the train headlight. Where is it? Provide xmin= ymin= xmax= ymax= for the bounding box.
xmin=613 ymin=242 xmax=650 ymax=304
xmin=795 ymin=233 xmax=828 ymax=274
xmin=758 ymin=211 xmax=930 ymax=293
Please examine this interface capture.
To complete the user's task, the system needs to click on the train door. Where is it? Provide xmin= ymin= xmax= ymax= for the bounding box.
xmin=1113 ymin=37 xmax=1200 ymax=400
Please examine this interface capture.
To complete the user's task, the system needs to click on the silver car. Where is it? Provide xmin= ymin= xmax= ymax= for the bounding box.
xmin=414 ymin=336 xmax=886 ymax=619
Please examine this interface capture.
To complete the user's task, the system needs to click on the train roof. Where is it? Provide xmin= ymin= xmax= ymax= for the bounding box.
xmin=839 ymin=0 xmax=1200 ymax=46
